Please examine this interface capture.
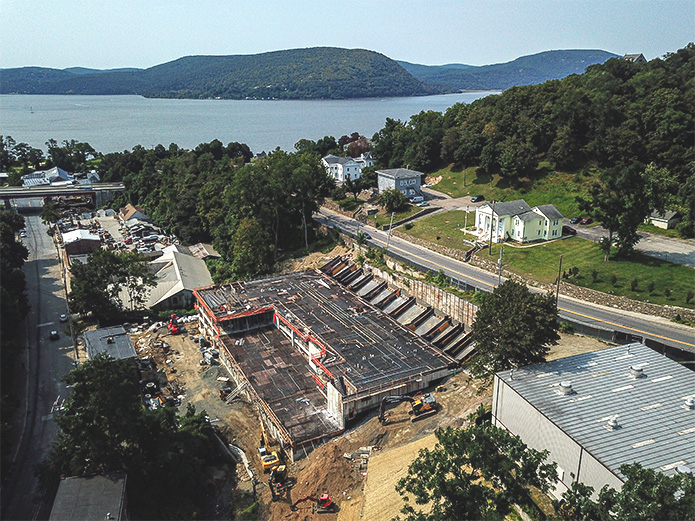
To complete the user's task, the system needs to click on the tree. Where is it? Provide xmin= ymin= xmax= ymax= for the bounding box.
xmin=40 ymin=201 xmax=61 ymax=228
xmin=41 ymin=353 xmax=217 ymax=520
xmin=378 ymin=188 xmax=407 ymax=213
xmin=395 ymin=423 xmax=557 ymax=521
xmin=231 ymin=217 xmax=273 ymax=279
xmin=468 ymin=280 xmax=559 ymax=382
xmin=555 ymin=463 xmax=695 ymax=521
xmin=68 ymin=249 xmax=155 ymax=323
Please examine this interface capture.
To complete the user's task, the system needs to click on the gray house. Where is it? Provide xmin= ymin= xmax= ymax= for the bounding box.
xmin=84 ymin=326 xmax=136 ymax=360
xmin=377 ymin=168 xmax=423 ymax=197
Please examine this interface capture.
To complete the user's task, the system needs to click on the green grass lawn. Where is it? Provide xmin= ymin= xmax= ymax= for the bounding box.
xmin=638 ymin=222 xmax=683 ymax=238
xmin=369 ymin=204 xmax=421 ymax=227
xmin=497 ymin=239 xmax=694 ymax=309
xmin=429 ymin=163 xmax=599 ymax=218
xmin=402 ymin=212 xmax=695 ymax=309
xmin=336 ymin=198 xmax=363 ymax=212
xmin=401 ymin=210 xmax=478 ymax=249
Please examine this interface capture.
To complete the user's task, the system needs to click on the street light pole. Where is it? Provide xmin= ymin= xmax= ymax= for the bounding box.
xmin=498 ymin=246 xmax=504 ymax=285
xmin=385 ymin=211 xmax=395 ymax=251
xmin=464 ymin=205 xmax=469 ymax=236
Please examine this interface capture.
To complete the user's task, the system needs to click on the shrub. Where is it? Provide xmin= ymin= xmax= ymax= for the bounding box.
xmin=647 ymin=281 xmax=655 ymax=294
xmin=591 ymin=269 xmax=598 ymax=283
xmin=687 ymin=290 xmax=694 ymax=304
xmin=664 ymin=288 xmax=672 ymax=298
xmin=610 ymin=274 xmax=618 ymax=287
xmin=559 ymin=321 xmax=575 ymax=334
xmin=404 ymin=222 xmax=414 ymax=230
xmin=630 ymin=278 xmax=638 ymax=291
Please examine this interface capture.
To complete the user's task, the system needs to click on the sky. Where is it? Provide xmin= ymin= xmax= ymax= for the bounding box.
xmin=0 ymin=0 xmax=693 ymax=69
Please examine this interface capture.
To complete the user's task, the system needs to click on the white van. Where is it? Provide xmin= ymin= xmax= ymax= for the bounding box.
xmin=410 ymin=196 xmax=424 ymax=204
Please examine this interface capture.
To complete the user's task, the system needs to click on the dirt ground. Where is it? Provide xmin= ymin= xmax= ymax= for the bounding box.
xmin=276 ymin=245 xmax=350 ymax=274
xmin=126 ymin=300 xmax=611 ymax=521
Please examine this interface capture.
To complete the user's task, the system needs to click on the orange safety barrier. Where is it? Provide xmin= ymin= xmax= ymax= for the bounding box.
xmin=275 ymin=312 xmax=334 ymax=379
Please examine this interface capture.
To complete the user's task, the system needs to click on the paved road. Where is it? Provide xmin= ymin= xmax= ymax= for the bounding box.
xmin=317 ymin=208 xmax=695 ymax=353
xmin=2 ymin=205 xmax=77 ymax=520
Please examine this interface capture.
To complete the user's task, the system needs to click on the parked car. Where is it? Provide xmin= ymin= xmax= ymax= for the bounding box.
xmin=580 ymin=217 xmax=593 ymax=225
xmin=417 ymin=201 xmax=430 ymax=207
xmin=569 ymin=217 xmax=581 ymax=224
xmin=471 ymin=195 xmax=485 ymax=202
xmin=49 ymin=330 xmax=59 ymax=340
xmin=562 ymin=225 xmax=577 ymax=235
xmin=20 ymin=230 xmax=27 ymax=238
xmin=59 ymin=313 xmax=68 ymax=322
xmin=362 ymin=233 xmax=372 ymax=240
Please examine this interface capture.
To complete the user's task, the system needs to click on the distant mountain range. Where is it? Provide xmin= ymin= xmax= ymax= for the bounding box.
xmin=397 ymin=49 xmax=618 ymax=91
xmin=0 ymin=47 xmax=618 ymax=100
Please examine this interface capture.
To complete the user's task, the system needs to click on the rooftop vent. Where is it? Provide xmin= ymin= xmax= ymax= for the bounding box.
xmin=684 ymin=397 xmax=695 ymax=410
xmin=606 ymin=416 xmax=621 ymax=430
xmin=106 ymin=336 xmax=115 ymax=344
xmin=676 ymin=465 xmax=693 ymax=475
xmin=629 ymin=365 xmax=644 ymax=378
xmin=558 ymin=381 xmax=574 ymax=395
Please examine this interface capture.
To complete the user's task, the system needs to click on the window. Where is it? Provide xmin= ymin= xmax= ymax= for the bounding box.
xmin=537 ymin=230 xmax=541 ymax=236
xmin=554 ymin=219 xmax=558 ymax=225
xmin=515 ymin=219 xmax=519 ymax=226
xmin=552 ymin=229 xmax=557 ymax=237
xmin=543 ymin=230 xmax=547 ymax=237
xmin=539 ymin=220 xmax=542 ymax=226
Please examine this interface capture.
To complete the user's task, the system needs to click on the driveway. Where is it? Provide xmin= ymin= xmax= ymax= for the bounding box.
xmin=422 ymin=187 xmax=487 ymax=211
xmin=568 ymin=220 xmax=695 ymax=268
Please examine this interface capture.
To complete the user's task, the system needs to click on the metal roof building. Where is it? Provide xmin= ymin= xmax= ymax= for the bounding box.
xmin=492 ymin=343 xmax=695 ymax=499
xmin=84 ymin=326 xmax=137 ymax=360
xmin=49 ymin=473 xmax=128 ymax=521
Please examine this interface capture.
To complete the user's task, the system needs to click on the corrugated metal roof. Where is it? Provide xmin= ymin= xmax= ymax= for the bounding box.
xmin=377 ymin=168 xmax=424 ymax=179
xmin=497 ymin=343 xmax=695 ymax=479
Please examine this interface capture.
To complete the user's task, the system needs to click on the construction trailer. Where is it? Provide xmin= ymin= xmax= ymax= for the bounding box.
xmin=194 ymin=268 xmax=458 ymax=462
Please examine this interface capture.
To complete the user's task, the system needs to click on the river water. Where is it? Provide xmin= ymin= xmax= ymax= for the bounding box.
xmin=0 ymin=92 xmax=497 ymax=154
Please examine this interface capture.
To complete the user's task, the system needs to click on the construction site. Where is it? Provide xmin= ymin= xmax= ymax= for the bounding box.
xmin=121 ymin=246 xmax=611 ymax=520
xmin=193 ymin=255 xmax=478 ymax=463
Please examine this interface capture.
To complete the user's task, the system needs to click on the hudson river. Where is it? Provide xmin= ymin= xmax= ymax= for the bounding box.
xmin=1 ymin=92 xmax=497 ymax=154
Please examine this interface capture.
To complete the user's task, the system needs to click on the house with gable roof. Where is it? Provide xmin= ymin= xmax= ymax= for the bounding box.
xmin=321 ymin=155 xmax=363 ymax=183
xmin=475 ymin=199 xmax=563 ymax=243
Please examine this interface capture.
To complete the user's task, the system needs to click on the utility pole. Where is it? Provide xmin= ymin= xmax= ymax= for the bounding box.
xmin=464 ymin=205 xmax=469 ymax=236
xmin=556 ymin=254 xmax=563 ymax=308
xmin=497 ymin=246 xmax=504 ymax=285
xmin=488 ymin=200 xmax=496 ymax=255
xmin=385 ymin=211 xmax=395 ymax=251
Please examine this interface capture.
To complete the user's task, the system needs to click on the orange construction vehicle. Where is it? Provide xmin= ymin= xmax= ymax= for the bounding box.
xmin=291 ymin=493 xmax=337 ymax=513
xmin=268 ymin=464 xmax=290 ymax=499
xmin=377 ymin=393 xmax=438 ymax=424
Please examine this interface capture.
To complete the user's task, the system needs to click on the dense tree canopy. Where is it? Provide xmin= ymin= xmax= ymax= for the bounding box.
xmin=42 ymin=354 xmax=218 ymax=519
xmin=468 ymin=280 xmax=559 ymax=382
xmin=555 ymin=463 xmax=695 ymax=521
xmin=396 ymin=423 xmax=557 ymax=521
xmin=101 ymin=142 xmax=333 ymax=281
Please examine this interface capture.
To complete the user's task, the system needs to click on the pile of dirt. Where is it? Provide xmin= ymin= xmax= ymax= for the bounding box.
xmin=425 ymin=175 xmax=443 ymax=186
xmin=276 ymin=245 xmax=349 ymax=274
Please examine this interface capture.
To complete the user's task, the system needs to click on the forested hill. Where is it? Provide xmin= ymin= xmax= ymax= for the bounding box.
xmin=0 ymin=47 xmax=437 ymax=100
xmin=398 ymin=50 xmax=618 ymax=90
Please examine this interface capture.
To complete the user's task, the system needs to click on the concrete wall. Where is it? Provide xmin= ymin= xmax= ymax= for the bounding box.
xmin=371 ymin=265 xmax=478 ymax=328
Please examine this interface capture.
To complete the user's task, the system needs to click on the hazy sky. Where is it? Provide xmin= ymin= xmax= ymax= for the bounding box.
xmin=1 ymin=1 xmax=693 ymax=69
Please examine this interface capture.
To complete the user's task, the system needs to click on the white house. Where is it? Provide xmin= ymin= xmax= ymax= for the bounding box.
xmin=475 ymin=200 xmax=563 ymax=243
xmin=492 ymin=343 xmax=695 ymax=499
xmin=321 ymin=155 xmax=363 ymax=183
xmin=646 ymin=210 xmax=681 ymax=230
xmin=376 ymin=168 xmax=423 ymax=197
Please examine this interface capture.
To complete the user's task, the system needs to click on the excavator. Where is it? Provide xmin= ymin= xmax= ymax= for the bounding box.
xmin=258 ymin=418 xmax=281 ymax=472
xmin=268 ymin=464 xmax=290 ymax=500
xmin=378 ymin=393 xmax=439 ymax=424
xmin=291 ymin=493 xmax=337 ymax=513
